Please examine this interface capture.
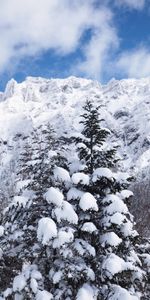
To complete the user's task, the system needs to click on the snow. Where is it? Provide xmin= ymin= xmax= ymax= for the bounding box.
xmin=72 ymin=172 xmax=90 ymax=185
xmin=0 ymin=75 xmax=149 ymax=185
xmin=100 ymin=232 xmax=122 ymax=247
xmin=129 ymin=250 xmax=142 ymax=266
xmin=103 ymin=194 xmax=121 ymax=204
xmin=53 ymin=227 xmax=74 ymax=248
xmin=3 ymin=288 xmax=13 ymax=298
xmin=86 ymin=268 xmax=95 ymax=281
xmin=44 ymin=187 xmax=64 ymax=207
xmin=36 ymin=290 xmax=53 ymax=300
xmin=76 ymin=283 xmax=97 ymax=300
xmin=13 ymin=274 xmax=26 ymax=292
xmin=69 ymin=159 xmax=86 ymax=173
xmin=52 ymin=271 xmax=63 ymax=284
xmin=74 ymin=239 xmax=96 ymax=257
xmin=54 ymin=201 xmax=78 ymax=224
xmin=37 ymin=217 xmax=57 ymax=245
xmin=136 ymin=148 xmax=150 ymax=170
xmin=0 ymin=76 xmax=149 ymax=300
xmin=19 ymin=263 xmax=36 ymax=281
xmin=92 ymin=168 xmax=113 ymax=182
xmin=79 ymin=192 xmax=98 ymax=211
xmin=81 ymin=222 xmax=97 ymax=233
xmin=141 ymin=254 xmax=150 ymax=268
xmin=120 ymin=190 xmax=134 ymax=199
xmin=12 ymin=195 xmax=29 ymax=208
xmin=67 ymin=187 xmax=84 ymax=201
xmin=113 ymin=172 xmax=129 ymax=183
xmin=104 ymin=212 xmax=126 ymax=227
xmin=0 ymin=75 xmax=150 ymax=299
xmin=30 ymin=278 xmax=38 ymax=294
xmin=102 ymin=253 xmax=134 ymax=278
xmin=48 ymin=150 xmax=57 ymax=158
xmin=15 ymin=180 xmax=31 ymax=193
xmin=109 ymin=285 xmax=139 ymax=300
xmin=53 ymin=166 xmax=71 ymax=183
xmin=121 ymin=221 xmax=138 ymax=237
xmin=103 ymin=197 xmax=128 ymax=215
xmin=76 ymin=142 xmax=87 ymax=149
xmin=0 ymin=225 xmax=4 ymax=237
xmin=31 ymin=270 xmax=42 ymax=281
xmin=12 ymin=230 xmax=24 ymax=240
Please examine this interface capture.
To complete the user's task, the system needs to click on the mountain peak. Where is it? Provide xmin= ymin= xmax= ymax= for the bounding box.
xmin=0 ymin=75 xmax=149 ymax=181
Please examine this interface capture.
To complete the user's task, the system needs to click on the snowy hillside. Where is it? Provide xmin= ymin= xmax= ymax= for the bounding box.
xmin=0 ymin=75 xmax=149 ymax=180
xmin=0 ymin=83 xmax=149 ymax=299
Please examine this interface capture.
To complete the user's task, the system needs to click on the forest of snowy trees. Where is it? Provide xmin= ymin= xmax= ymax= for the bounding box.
xmin=0 ymin=100 xmax=149 ymax=299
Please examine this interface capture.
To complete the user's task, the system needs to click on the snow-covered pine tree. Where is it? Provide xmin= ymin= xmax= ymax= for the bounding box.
xmin=69 ymin=100 xmax=148 ymax=299
xmin=94 ymin=171 xmax=146 ymax=299
xmin=0 ymin=125 xmax=82 ymax=299
xmin=17 ymin=123 xmax=67 ymax=194
xmin=135 ymin=237 xmax=150 ymax=299
xmin=75 ymin=100 xmax=116 ymax=174
xmin=0 ymin=124 xmax=59 ymax=297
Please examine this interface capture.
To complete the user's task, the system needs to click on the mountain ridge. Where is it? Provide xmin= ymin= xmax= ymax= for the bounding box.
xmin=0 ymin=75 xmax=149 ymax=179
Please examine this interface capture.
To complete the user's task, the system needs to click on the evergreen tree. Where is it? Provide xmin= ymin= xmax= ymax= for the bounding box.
xmin=75 ymin=100 xmax=116 ymax=174
xmin=0 ymin=125 xmax=79 ymax=299
xmin=69 ymin=100 xmax=148 ymax=299
xmin=0 ymin=125 xmax=54 ymax=293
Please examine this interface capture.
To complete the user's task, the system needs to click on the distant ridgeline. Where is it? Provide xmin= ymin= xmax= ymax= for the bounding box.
xmin=0 ymin=100 xmax=149 ymax=299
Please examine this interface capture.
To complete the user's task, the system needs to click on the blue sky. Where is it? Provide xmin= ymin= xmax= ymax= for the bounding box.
xmin=0 ymin=0 xmax=150 ymax=91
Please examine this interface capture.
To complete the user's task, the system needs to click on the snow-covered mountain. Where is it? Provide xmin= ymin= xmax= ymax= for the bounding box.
xmin=0 ymin=75 xmax=149 ymax=181
xmin=0 ymin=76 xmax=150 ymax=299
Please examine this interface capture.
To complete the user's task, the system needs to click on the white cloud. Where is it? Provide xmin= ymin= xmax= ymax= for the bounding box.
xmin=0 ymin=0 xmax=119 ymax=81
xmin=114 ymin=0 xmax=145 ymax=10
xmin=116 ymin=47 xmax=150 ymax=78
xmin=0 ymin=0 xmax=88 ymax=71
xmin=75 ymin=10 xmax=119 ymax=80
xmin=1 ymin=0 xmax=147 ymax=82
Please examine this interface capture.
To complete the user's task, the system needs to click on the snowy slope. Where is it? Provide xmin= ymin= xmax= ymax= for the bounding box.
xmin=0 ymin=75 xmax=149 ymax=183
